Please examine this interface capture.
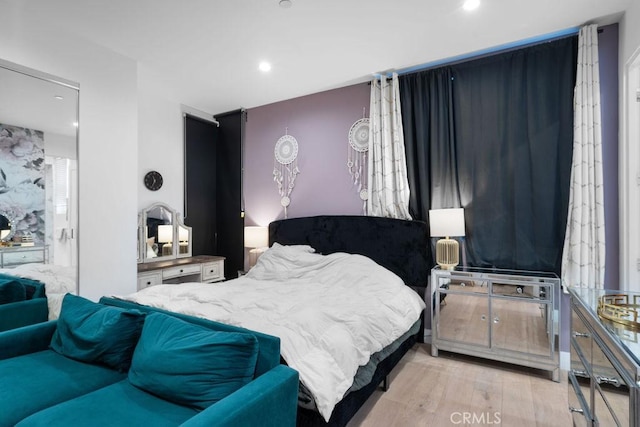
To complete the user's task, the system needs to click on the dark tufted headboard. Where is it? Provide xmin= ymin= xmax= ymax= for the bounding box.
xmin=268 ymin=215 xmax=429 ymax=294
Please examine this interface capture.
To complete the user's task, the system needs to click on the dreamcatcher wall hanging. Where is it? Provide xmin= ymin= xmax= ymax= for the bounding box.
xmin=273 ymin=129 xmax=300 ymax=219
xmin=347 ymin=110 xmax=369 ymax=214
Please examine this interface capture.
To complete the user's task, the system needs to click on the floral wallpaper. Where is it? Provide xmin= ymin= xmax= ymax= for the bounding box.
xmin=0 ymin=124 xmax=45 ymax=244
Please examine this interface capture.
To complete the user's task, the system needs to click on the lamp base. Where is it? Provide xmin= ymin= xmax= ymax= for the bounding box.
xmin=248 ymin=247 xmax=266 ymax=269
xmin=436 ymin=237 xmax=459 ymax=270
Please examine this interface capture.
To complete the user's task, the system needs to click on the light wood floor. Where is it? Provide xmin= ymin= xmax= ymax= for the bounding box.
xmin=347 ymin=343 xmax=572 ymax=427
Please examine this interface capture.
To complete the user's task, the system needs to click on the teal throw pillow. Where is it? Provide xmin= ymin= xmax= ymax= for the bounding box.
xmin=50 ymin=294 xmax=145 ymax=372
xmin=25 ymin=281 xmax=46 ymax=299
xmin=128 ymin=312 xmax=259 ymax=410
xmin=0 ymin=279 xmax=26 ymax=305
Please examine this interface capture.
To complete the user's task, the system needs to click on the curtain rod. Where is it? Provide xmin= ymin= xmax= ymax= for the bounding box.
xmin=373 ymin=27 xmax=581 ymax=80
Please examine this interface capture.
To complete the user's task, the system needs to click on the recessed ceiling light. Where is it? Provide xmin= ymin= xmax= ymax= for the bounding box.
xmin=279 ymin=0 xmax=292 ymax=8
xmin=258 ymin=61 xmax=272 ymax=72
xmin=463 ymin=0 xmax=480 ymax=11
xmin=54 ymin=95 xmax=64 ymax=100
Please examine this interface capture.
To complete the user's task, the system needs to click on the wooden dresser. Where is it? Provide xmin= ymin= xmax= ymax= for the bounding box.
xmin=137 ymin=255 xmax=225 ymax=290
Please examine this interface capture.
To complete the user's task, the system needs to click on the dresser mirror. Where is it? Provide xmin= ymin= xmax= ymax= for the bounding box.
xmin=0 ymin=213 xmax=15 ymax=242
xmin=139 ymin=203 xmax=192 ymax=263
xmin=0 ymin=58 xmax=79 ymax=288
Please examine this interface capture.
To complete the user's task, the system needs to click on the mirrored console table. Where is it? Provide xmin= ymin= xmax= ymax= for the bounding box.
xmin=431 ymin=266 xmax=560 ymax=381
xmin=0 ymin=245 xmax=49 ymax=268
xmin=137 ymin=255 xmax=225 ymax=290
xmin=568 ymin=287 xmax=640 ymax=426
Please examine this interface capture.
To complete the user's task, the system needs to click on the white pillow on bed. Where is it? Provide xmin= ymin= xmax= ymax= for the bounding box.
xmin=246 ymin=243 xmax=318 ymax=281
xmin=270 ymin=242 xmax=315 ymax=253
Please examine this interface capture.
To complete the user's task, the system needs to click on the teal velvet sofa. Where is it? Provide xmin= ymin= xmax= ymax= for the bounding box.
xmin=0 ymin=275 xmax=48 ymax=332
xmin=0 ymin=295 xmax=298 ymax=427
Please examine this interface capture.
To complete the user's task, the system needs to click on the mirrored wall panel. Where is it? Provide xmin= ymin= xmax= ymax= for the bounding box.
xmin=0 ymin=59 xmax=79 ymax=326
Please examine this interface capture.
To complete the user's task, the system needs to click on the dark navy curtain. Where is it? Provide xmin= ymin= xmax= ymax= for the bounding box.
xmin=400 ymin=36 xmax=578 ymax=274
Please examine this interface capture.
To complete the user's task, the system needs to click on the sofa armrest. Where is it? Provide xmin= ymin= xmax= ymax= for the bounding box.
xmin=0 ymin=320 xmax=57 ymax=360
xmin=0 ymin=297 xmax=49 ymax=333
xmin=180 ymin=364 xmax=299 ymax=427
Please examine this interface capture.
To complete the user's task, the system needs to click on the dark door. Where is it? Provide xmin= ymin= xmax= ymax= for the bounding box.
xmin=214 ymin=109 xmax=245 ymax=279
xmin=184 ymin=114 xmax=218 ymax=256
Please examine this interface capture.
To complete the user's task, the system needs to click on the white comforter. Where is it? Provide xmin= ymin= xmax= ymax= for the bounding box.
xmin=118 ymin=243 xmax=425 ymax=421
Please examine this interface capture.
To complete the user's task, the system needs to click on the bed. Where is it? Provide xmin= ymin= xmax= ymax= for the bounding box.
xmin=106 ymin=215 xmax=429 ymax=426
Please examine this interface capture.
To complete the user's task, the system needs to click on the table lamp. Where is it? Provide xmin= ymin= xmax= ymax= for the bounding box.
xmin=178 ymin=225 xmax=189 ymax=254
xmin=429 ymin=208 xmax=465 ymax=270
xmin=245 ymin=226 xmax=268 ymax=268
xmin=157 ymin=224 xmax=173 ymax=256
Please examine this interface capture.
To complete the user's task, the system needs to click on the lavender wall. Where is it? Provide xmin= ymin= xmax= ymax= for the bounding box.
xmin=599 ymin=23 xmax=620 ymax=290
xmin=244 ymin=83 xmax=370 ymax=227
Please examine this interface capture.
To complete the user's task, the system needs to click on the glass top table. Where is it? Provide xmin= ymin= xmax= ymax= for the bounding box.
xmin=569 ymin=286 xmax=640 ymax=367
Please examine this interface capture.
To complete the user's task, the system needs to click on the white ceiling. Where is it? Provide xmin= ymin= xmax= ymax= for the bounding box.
xmin=0 ymin=64 xmax=78 ymax=138
xmin=5 ymin=0 xmax=633 ymax=116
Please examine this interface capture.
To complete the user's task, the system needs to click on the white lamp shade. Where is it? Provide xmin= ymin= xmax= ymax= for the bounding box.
xmin=178 ymin=226 xmax=188 ymax=241
xmin=244 ymin=226 xmax=268 ymax=248
xmin=157 ymin=224 xmax=173 ymax=243
xmin=429 ymin=208 xmax=465 ymax=237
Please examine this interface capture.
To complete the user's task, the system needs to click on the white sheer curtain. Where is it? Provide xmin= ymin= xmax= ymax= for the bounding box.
xmin=561 ymin=24 xmax=605 ymax=290
xmin=367 ymin=73 xmax=412 ymax=219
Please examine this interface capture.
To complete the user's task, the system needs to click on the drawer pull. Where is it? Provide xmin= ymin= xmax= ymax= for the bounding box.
xmin=568 ymin=406 xmax=584 ymax=414
xmin=572 ymin=331 xmax=590 ymax=338
xmin=595 ymin=375 xmax=620 ymax=387
xmin=572 ymin=369 xmax=588 ymax=377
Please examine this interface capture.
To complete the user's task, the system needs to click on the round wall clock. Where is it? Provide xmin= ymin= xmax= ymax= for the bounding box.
xmin=144 ymin=170 xmax=163 ymax=191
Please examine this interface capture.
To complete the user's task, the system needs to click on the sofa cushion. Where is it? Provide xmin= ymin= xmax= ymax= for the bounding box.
xmin=100 ymin=297 xmax=282 ymax=377
xmin=0 ymin=349 xmax=126 ymax=427
xmin=0 ymin=273 xmax=45 ymax=299
xmin=50 ymin=294 xmax=145 ymax=372
xmin=15 ymin=380 xmax=198 ymax=427
xmin=0 ymin=278 xmax=26 ymax=304
xmin=128 ymin=312 xmax=259 ymax=410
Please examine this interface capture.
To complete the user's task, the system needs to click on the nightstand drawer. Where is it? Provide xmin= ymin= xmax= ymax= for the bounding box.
xmin=202 ymin=261 xmax=224 ymax=282
xmin=163 ymin=264 xmax=201 ymax=280
xmin=137 ymin=271 xmax=163 ymax=290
